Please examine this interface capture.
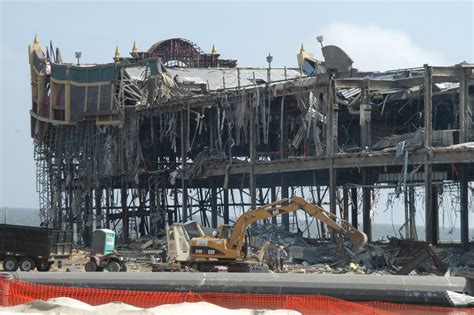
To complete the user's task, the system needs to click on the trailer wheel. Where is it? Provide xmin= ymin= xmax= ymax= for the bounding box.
xmin=19 ymin=258 xmax=36 ymax=272
xmin=37 ymin=262 xmax=52 ymax=272
xmin=120 ymin=263 xmax=128 ymax=272
xmin=85 ymin=261 xmax=98 ymax=272
xmin=106 ymin=261 xmax=121 ymax=272
xmin=3 ymin=257 xmax=18 ymax=271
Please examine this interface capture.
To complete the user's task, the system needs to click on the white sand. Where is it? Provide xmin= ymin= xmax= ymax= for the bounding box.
xmin=0 ymin=298 xmax=301 ymax=315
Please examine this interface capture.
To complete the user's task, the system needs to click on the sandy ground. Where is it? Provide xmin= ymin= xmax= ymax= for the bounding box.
xmin=0 ymin=298 xmax=300 ymax=314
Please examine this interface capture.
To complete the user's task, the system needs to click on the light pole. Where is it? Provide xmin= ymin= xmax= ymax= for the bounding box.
xmin=75 ymin=52 xmax=82 ymax=66
xmin=266 ymin=52 xmax=273 ymax=83
xmin=317 ymin=35 xmax=324 ymax=49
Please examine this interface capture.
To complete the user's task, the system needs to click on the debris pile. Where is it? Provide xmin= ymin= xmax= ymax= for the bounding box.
xmin=117 ymin=236 xmax=168 ymax=271
xmin=249 ymin=224 xmax=452 ymax=275
xmin=438 ymin=247 xmax=474 ymax=274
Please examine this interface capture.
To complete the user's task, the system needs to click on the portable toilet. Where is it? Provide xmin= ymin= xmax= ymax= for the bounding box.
xmin=91 ymin=229 xmax=115 ymax=255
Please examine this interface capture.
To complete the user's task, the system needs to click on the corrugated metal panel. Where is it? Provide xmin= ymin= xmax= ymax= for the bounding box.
xmin=165 ymin=68 xmax=302 ymax=90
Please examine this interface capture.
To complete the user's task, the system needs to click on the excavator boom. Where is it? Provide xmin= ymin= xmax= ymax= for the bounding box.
xmin=188 ymin=195 xmax=367 ymax=262
xmin=227 ymin=196 xmax=367 ymax=253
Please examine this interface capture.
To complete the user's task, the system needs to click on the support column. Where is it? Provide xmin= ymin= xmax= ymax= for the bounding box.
xmin=404 ymin=188 xmax=410 ymax=239
xmin=424 ymin=64 xmax=435 ymax=244
xmin=459 ymin=68 xmax=468 ymax=143
xmin=329 ymin=164 xmax=337 ymax=241
xmin=121 ymin=187 xmax=129 ymax=242
xmin=211 ymin=183 xmax=218 ymax=228
xmin=329 ymin=165 xmax=337 ymax=215
xmin=84 ymin=191 xmax=93 ymax=246
xmin=271 ymin=186 xmax=277 ymax=225
xmin=223 ymin=188 xmax=229 ymax=225
xmin=409 ymin=186 xmax=417 ymax=239
xmin=280 ymin=96 xmax=289 ymax=229
xmin=326 ymin=77 xmax=337 ymax=156
xmin=430 ymin=184 xmax=439 ymax=245
xmin=68 ymin=187 xmax=74 ymax=230
xmin=342 ymin=188 xmax=349 ymax=222
xmin=360 ymin=80 xmax=372 ymax=150
xmin=316 ymin=185 xmax=326 ymax=238
xmin=105 ymin=188 xmax=110 ymax=229
xmin=95 ymin=188 xmax=102 ymax=229
xmin=180 ymin=110 xmax=188 ymax=222
xmin=149 ymin=187 xmax=157 ymax=236
xmin=460 ymin=165 xmax=469 ymax=250
xmin=424 ymin=64 xmax=433 ymax=147
xmin=250 ymin=94 xmax=257 ymax=211
xmin=351 ymin=187 xmax=358 ymax=229
xmin=362 ymin=169 xmax=371 ymax=241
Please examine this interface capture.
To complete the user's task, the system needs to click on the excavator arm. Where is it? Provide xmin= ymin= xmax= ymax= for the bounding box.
xmin=227 ymin=196 xmax=367 ymax=253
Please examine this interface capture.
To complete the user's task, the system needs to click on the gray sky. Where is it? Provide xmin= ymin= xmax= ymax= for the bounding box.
xmin=1 ymin=0 xmax=473 ymax=209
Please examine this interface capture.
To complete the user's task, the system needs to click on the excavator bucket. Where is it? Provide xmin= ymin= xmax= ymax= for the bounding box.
xmin=348 ymin=228 xmax=368 ymax=251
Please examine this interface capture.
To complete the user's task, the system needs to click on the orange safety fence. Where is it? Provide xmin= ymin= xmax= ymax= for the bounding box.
xmin=1 ymin=277 xmax=473 ymax=314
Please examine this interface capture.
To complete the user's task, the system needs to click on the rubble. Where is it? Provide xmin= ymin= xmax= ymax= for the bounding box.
xmin=248 ymin=224 xmax=461 ymax=276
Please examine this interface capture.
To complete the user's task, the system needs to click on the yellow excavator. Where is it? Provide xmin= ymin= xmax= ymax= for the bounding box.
xmin=166 ymin=196 xmax=367 ymax=271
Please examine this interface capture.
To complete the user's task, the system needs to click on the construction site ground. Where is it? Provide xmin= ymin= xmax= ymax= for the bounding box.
xmin=4 ymin=225 xmax=473 ymax=276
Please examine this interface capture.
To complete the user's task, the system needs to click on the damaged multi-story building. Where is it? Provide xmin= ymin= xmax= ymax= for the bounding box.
xmin=28 ymin=36 xmax=473 ymax=247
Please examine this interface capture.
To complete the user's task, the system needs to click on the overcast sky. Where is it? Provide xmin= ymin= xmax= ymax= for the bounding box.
xmin=0 ymin=0 xmax=473 ymax=210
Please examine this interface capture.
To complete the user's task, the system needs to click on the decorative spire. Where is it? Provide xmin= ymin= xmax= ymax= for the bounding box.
xmin=34 ymin=34 xmax=39 ymax=45
xmin=114 ymin=46 xmax=121 ymax=59
xmin=131 ymin=41 xmax=138 ymax=53
xmin=300 ymin=43 xmax=305 ymax=54
xmin=211 ymin=44 xmax=217 ymax=55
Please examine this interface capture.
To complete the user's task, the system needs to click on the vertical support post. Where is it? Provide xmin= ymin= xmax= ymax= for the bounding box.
xmin=149 ymin=187 xmax=157 ymax=236
xmin=459 ymin=68 xmax=468 ymax=143
xmin=430 ymin=184 xmax=439 ymax=245
xmin=425 ymin=179 xmax=435 ymax=243
xmin=326 ymin=79 xmax=334 ymax=156
xmin=211 ymin=182 xmax=218 ymax=228
xmin=342 ymin=188 xmax=349 ymax=222
xmin=404 ymin=188 xmax=410 ymax=239
xmin=280 ymin=96 xmax=289 ymax=229
xmin=173 ymin=188 xmax=179 ymax=222
xmin=223 ymin=188 xmax=229 ymax=225
xmin=271 ymin=186 xmax=277 ymax=225
xmin=249 ymin=94 xmax=257 ymax=211
xmin=105 ymin=188 xmax=110 ymax=229
xmin=121 ymin=187 xmax=128 ymax=242
xmin=209 ymin=108 xmax=216 ymax=151
xmin=68 ymin=187 xmax=74 ymax=230
xmin=424 ymin=64 xmax=434 ymax=244
xmin=409 ymin=186 xmax=416 ymax=239
xmin=95 ymin=188 xmax=102 ymax=229
xmin=362 ymin=169 xmax=371 ymax=241
xmin=180 ymin=110 xmax=188 ymax=222
xmin=424 ymin=64 xmax=433 ymax=147
xmin=316 ymin=185 xmax=326 ymax=238
xmin=329 ymin=163 xmax=337 ymax=215
xmin=329 ymin=162 xmax=337 ymax=241
xmin=360 ymin=79 xmax=372 ymax=150
xmin=281 ymin=178 xmax=289 ymax=230
xmin=351 ymin=187 xmax=358 ymax=228
xmin=460 ymin=165 xmax=469 ymax=250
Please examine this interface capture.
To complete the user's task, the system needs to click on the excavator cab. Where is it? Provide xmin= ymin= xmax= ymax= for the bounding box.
xmin=218 ymin=224 xmax=232 ymax=239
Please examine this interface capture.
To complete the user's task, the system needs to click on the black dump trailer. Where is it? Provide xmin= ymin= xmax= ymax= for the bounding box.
xmin=0 ymin=224 xmax=73 ymax=272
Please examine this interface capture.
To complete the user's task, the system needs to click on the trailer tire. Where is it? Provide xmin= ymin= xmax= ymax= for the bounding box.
xmin=120 ymin=263 xmax=128 ymax=272
xmin=19 ymin=258 xmax=36 ymax=272
xmin=37 ymin=262 xmax=52 ymax=272
xmin=3 ymin=257 xmax=18 ymax=271
xmin=107 ymin=261 xmax=121 ymax=272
